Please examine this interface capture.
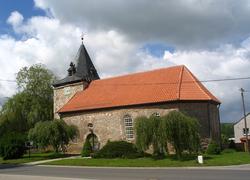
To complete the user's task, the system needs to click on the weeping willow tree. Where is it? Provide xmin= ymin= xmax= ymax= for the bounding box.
xmin=135 ymin=111 xmax=200 ymax=159
xmin=135 ymin=115 xmax=167 ymax=156
xmin=135 ymin=116 xmax=152 ymax=152
xmin=163 ymin=111 xmax=200 ymax=159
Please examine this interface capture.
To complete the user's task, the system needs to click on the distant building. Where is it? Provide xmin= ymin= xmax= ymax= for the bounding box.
xmin=234 ymin=113 xmax=250 ymax=143
xmin=52 ymin=43 xmax=221 ymax=153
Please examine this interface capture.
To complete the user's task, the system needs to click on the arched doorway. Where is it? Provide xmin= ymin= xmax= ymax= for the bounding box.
xmin=86 ymin=133 xmax=99 ymax=151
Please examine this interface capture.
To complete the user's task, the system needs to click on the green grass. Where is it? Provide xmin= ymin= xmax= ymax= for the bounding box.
xmin=44 ymin=151 xmax=250 ymax=167
xmin=0 ymin=152 xmax=67 ymax=165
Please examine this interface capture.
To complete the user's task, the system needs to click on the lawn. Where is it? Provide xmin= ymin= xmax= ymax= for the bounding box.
xmin=44 ymin=151 xmax=250 ymax=167
xmin=0 ymin=152 xmax=67 ymax=165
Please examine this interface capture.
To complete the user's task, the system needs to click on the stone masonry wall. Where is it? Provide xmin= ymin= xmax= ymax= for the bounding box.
xmin=53 ymin=82 xmax=87 ymax=119
xmin=60 ymin=105 xmax=177 ymax=153
xmin=60 ymin=101 xmax=220 ymax=154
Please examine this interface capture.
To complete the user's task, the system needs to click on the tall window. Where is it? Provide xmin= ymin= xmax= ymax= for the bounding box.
xmin=124 ymin=115 xmax=134 ymax=140
xmin=243 ymin=128 xmax=249 ymax=135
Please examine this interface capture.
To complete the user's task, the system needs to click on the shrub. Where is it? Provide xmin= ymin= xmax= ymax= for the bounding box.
xmin=94 ymin=141 xmax=139 ymax=158
xmin=206 ymin=141 xmax=221 ymax=155
xmin=81 ymin=140 xmax=92 ymax=157
xmin=0 ymin=132 xmax=26 ymax=160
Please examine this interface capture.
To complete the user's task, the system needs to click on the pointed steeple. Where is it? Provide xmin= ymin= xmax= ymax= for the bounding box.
xmin=52 ymin=44 xmax=100 ymax=87
xmin=74 ymin=44 xmax=100 ymax=81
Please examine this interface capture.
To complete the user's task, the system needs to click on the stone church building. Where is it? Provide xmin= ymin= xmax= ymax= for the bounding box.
xmin=53 ymin=44 xmax=221 ymax=153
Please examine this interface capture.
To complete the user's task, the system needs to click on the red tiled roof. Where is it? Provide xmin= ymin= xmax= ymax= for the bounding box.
xmin=59 ymin=65 xmax=220 ymax=113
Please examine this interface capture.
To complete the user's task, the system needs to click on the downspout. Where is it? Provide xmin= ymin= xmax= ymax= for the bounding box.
xmin=218 ymin=104 xmax=222 ymax=147
xmin=207 ymin=102 xmax=211 ymax=138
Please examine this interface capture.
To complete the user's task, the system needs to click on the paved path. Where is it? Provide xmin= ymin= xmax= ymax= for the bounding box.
xmin=24 ymin=155 xmax=81 ymax=165
xmin=0 ymin=164 xmax=250 ymax=180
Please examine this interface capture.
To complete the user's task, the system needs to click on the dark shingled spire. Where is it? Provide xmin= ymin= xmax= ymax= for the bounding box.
xmin=52 ymin=44 xmax=100 ymax=87
xmin=75 ymin=44 xmax=100 ymax=81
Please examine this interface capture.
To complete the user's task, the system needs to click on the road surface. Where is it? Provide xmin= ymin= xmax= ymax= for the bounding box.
xmin=0 ymin=164 xmax=250 ymax=180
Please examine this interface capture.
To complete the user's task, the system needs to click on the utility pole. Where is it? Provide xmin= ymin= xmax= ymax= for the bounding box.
xmin=240 ymin=88 xmax=249 ymax=152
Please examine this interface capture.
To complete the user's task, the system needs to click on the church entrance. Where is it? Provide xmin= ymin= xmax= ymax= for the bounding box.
xmin=86 ymin=133 xmax=99 ymax=151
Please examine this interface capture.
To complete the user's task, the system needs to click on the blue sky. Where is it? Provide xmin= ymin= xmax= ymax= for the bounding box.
xmin=0 ymin=0 xmax=45 ymax=36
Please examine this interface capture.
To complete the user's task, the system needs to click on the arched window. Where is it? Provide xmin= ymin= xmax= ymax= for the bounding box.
xmin=124 ymin=115 xmax=134 ymax=140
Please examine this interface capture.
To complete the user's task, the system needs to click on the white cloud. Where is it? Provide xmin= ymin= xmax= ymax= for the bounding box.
xmin=7 ymin=11 xmax=24 ymax=27
xmin=34 ymin=0 xmax=250 ymax=49
xmin=163 ymin=44 xmax=250 ymax=122
xmin=1 ymin=6 xmax=250 ymax=122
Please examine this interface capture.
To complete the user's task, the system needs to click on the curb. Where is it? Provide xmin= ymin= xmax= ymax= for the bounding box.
xmin=37 ymin=164 xmax=250 ymax=171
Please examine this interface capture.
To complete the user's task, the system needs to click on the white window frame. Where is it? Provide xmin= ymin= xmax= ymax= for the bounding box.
xmin=124 ymin=115 xmax=134 ymax=140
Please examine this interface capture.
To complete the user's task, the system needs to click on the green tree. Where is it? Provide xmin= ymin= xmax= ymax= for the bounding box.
xmin=135 ymin=115 xmax=167 ymax=156
xmin=0 ymin=64 xmax=55 ymax=137
xmin=135 ymin=116 xmax=153 ymax=152
xmin=28 ymin=119 xmax=79 ymax=153
xmin=16 ymin=64 xmax=55 ymax=126
xmin=135 ymin=111 xmax=200 ymax=159
xmin=0 ymin=132 xmax=26 ymax=160
xmin=220 ymin=123 xmax=234 ymax=145
xmin=163 ymin=111 xmax=200 ymax=159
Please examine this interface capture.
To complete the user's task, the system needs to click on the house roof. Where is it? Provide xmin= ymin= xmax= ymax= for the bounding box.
xmin=53 ymin=44 xmax=99 ymax=87
xmin=58 ymin=65 xmax=220 ymax=113
xmin=233 ymin=113 xmax=250 ymax=125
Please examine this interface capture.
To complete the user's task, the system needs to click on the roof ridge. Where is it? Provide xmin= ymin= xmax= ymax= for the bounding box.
xmin=177 ymin=66 xmax=184 ymax=100
xmin=93 ymin=65 xmax=185 ymax=82
xmin=183 ymin=66 xmax=217 ymax=101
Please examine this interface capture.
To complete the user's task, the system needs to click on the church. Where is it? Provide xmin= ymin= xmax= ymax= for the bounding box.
xmin=52 ymin=43 xmax=221 ymax=153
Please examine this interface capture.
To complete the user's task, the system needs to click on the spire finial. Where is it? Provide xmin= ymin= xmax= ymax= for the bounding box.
xmin=81 ymin=32 xmax=84 ymax=44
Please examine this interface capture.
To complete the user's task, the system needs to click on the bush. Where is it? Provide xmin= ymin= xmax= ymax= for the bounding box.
xmin=0 ymin=132 xmax=26 ymax=160
xmin=206 ymin=141 xmax=221 ymax=155
xmin=81 ymin=140 xmax=92 ymax=157
xmin=94 ymin=141 xmax=139 ymax=158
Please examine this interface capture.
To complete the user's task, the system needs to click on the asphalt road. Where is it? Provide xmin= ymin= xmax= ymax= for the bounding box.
xmin=0 ymin=165 xmax=250 ymax=180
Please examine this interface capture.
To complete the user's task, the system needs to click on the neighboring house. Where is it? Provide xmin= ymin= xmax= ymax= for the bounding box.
xmin=234 ymin=113 xmax=250 ymax=143
xmin=52 ymin=43 xmax=221 ymax=153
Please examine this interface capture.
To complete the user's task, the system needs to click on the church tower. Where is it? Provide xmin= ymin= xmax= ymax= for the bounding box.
xmin=52 ymin=44 xmax=99 ymax=119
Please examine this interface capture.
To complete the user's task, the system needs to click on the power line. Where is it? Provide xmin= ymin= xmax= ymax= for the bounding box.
xmin=0 ymin=76 xmax=250 ymax=85
xmin=92 ymin=76 xmax=250 ymax=86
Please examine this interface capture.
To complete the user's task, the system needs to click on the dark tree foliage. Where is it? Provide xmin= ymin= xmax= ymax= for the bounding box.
xmin=0 ymin=132 xmax=26 ymax=160
xmin=28 ymin=119 xmax=79 ymax=153
xmin=0 ymin=93 xmax=31 ymax=136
